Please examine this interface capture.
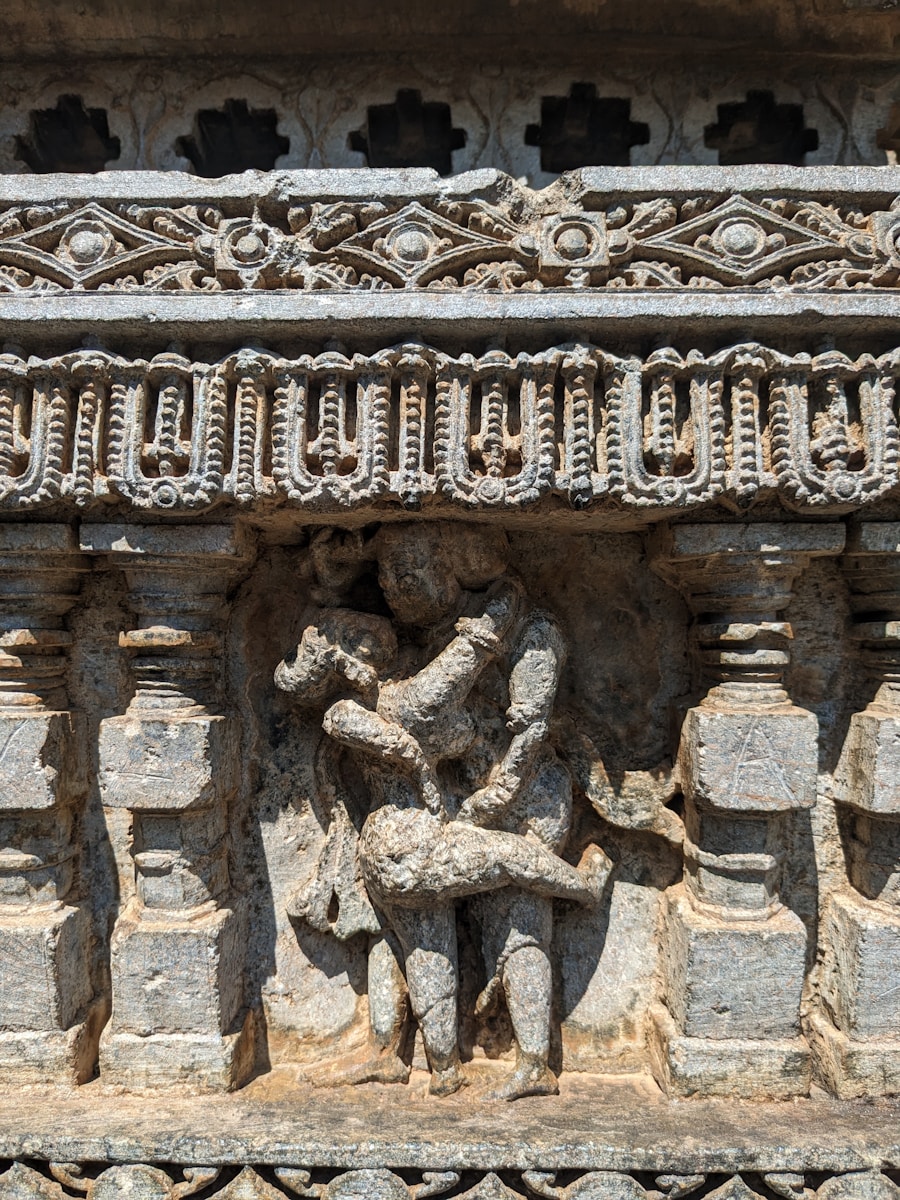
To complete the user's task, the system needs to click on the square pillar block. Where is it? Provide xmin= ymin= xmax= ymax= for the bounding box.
xmin=100 ymin=898 xmax=250 ymax=1090
xmin=834 ymin=709 xmax=900 ymax=815
xmin=650 ymin=888 xmax=810 ymax=1097
xmin=679 ymin=705 xmax=818 ymax=813
xmin=0 ymin=904 xmax=104 ymax=1085
xmin=808 ymin=890 xmax=900 ymax=1098
xmin=0 ymin=710 xmax=81 ymax=812
xmin=98 ymin=712 xmax=234 ymax=812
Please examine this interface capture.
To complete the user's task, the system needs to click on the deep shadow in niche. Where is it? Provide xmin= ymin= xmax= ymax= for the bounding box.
xmin=349 ymin=89 xmax=467 ymax=175
xmin=176 ymin=99 xmax=289 ymax=177
xmin=525 ymin=83 xmax=650 ymax=172
xmin=704 ymin=90 xmax=819 ymax=165
xmin=15 ymin=95 xmax=120 ymax=174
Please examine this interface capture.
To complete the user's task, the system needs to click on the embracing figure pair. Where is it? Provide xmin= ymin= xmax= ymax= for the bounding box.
xmin=277 ymin=524 xmax=612 ymax=1100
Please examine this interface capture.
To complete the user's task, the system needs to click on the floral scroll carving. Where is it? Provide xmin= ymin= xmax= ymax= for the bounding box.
xmin=2 ymin=1168 xmax=897 ymax=1200
xmin=2 ymin=191 xmax=900 ymax=293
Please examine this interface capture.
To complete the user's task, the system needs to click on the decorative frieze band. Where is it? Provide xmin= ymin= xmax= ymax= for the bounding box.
xmin=2 ymin=191 xmax=900 ymax=294
xmin=3 ymin=1167 xmax=900 ymax=1200
xmin=0 ymin=341 xmax=896 ymax=516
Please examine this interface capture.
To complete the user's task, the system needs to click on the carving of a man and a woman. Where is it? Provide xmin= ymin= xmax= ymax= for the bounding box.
xmin=276 ymin=524 xmax=612 ymax=1101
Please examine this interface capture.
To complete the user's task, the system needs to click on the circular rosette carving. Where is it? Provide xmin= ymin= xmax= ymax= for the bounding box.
xmin=381 ymin=220 xmax=447 ymax=268
xmin=215 ymin=220 xmax=280 ymax=286
xmin=58 ymin=219 xmax=118 ymax=269
xmin=710 ymin=216 xmax=769 ymax=261
xmin=323 ymin=1170 xmax=410 ymax=1200
xmin=538 ymin=213 xmax=609 ymax=285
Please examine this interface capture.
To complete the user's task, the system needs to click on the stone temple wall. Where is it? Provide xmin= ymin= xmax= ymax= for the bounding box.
xmin=1 ymin=55 xmax=899 ymax=184
xmin=0 ymin=9 xmax=900 ymax=1187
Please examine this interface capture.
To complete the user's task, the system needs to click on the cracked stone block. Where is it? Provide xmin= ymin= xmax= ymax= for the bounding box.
xmin=98 ymin=713 xmax=234 ymax=812
xmin=819 ymin=890 xmax=900 ymax=1040
xmin=0 ymin=711 xmax=80 ymax=811
xmin=834 ymin=710 xmax=900 ymax=814
xmin=0 ymin=904 xmax=92 ymax=1033
xmin=662 ymin=888 xmax=806 ymax=1040
xmin=679 ymin=705 xmax=818 ymax=813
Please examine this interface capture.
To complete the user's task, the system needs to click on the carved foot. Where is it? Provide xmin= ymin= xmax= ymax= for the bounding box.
xmin=312 ymin=1050 xmax=411 ymax=1088
xmin=485 ymin=1059 xmax=559 ymax=1102
xmin=578 ymin=844 xmax=614 ymax=907
xmin=429 ymin=1061 xmax=469 ymax=1097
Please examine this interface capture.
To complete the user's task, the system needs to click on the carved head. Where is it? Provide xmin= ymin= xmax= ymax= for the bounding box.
xmin=275 ymin=609 xmax=397 ymax=705
xmin=375 ymin=523 xmax=510 ymax=627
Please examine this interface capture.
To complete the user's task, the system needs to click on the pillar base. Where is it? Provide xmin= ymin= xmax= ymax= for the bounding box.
xmin=807 ymin=1010 xmax=900 ymax=1099
xmin=99 ymin=1018 xmax=256 ymax=1091
xmin=649 ymin=1003 xmax=811 ymax=1098
xmin=100 ymin=899 xmax=254 ymax=1091
xmin=0 ymin=994 xmax=107 ymax=1085
xmin=819 ymin=889 xmax=900 ymax=1040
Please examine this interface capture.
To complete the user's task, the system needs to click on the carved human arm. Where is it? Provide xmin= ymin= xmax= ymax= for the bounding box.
xmin=554 ymin=714 xmax=684 ymax=846
xmin=384 ymin=576 xmax=527 ymax=730
xmin=457 ymin=610 xmax=565 ymax=826
xmin=322 ymin=698 xmax=443 ymax=814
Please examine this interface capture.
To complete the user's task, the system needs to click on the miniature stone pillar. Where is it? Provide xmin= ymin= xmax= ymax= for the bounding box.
xmin=648 ymin=522 xmax=844 ymax=1097
xmin=809 ymin=522 xmax=900 ymax=1096
xmin=81 ymin=523 xmax=256 ymax=1090
xmin=0 ymin=524 xmax=105 ymax=1084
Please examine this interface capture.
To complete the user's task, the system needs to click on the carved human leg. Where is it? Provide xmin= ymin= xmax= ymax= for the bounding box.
xmin=359 ymin=806 xmax=611 ymax=909
xmin=649 ymin=522 xmax=844 ymax=1098
xmin=0 ymin=525 xmax=105 ymax=1084
xmin=475 ymin=890 xmax=558 ymax=1101
xmin=388 ymin=903 xmax=467 ymax=1096
xmin=809 ymin=522 xmax=900 ymax=1096
xmin=82 ymin=523 xmax=256 ymax=1090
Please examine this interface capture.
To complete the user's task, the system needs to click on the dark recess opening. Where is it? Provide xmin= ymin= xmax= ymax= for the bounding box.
xmin=176 ymin=99 xmax=289 ymax=177
xmin=876 ymin=102 xmax=900 ymax=155
xmin=704 ymin=90 xmax=819 ymax=165
xmin=525 ymin=83 xmax=650 ymax=172
xmin=349 ymin=89 xmax=466 ymax=175
xmin=15 ymin=94 xmax=120 ymax=174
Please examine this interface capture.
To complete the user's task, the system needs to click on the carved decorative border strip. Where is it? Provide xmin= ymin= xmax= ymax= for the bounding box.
xmin=0 ymin=342 xmax=896 ymax=515
xmin=2 ymin=1166 xmax=898 ymax=1200
xmin=0 ymin=193 xmax=899 ymax=293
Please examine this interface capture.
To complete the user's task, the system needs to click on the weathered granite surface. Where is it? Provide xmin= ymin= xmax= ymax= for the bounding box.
xmin=0 ymin=164 xmax=898 ymax=1186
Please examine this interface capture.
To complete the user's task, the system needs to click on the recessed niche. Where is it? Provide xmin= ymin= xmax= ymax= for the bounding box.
xmin=525 ymin=83 xmax=650 ymax=172
xmin=349 ymin=89 xmax=466 ymax=175
xmin=176 ymin=99 xmax=289 ymax=178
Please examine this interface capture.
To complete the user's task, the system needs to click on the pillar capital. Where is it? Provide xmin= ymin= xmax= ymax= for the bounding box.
xmin=650 ymin=522 xmax=844 ymax=705
xmin=80 ymin=522 xmax=255 ymax=713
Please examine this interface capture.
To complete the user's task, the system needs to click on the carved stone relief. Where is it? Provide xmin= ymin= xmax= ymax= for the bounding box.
xmin=3 ymin=1169 xmax=900 ymax=1200
xmin=1 ymin=193 xmax=900 ymax=293
xmin=0 ymin=339 xmax=895 ymax=517
xmin=0 ymin=166 xmax=898 ymax=1187
xmin=0 ymin=54 xmax=897 ymax=182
